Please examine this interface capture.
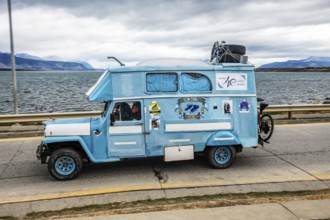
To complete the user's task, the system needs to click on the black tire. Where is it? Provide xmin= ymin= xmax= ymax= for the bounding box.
xmin=207 ymin=146 xmax=236 ymax=169
xmin=219 ymin=44 xmax=246 ymax=63
xmin=48 ymin=148 xmax=83 ymax=181
xmin=259 ymin=114 xmax=274 ymax=142
xmin=211 ymin=43 xmax=246 ymax=63
xmin=223 ymin=44 xmax=246 ymax=55
xmin=219 ymin=53 xmax=241 ymax=63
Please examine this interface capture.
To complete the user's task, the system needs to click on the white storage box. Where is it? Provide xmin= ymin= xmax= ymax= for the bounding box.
xmin=164 ymin=145 xmax=194 ymax=162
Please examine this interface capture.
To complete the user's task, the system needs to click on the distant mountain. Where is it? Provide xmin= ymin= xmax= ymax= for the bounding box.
xmin=79 ymin=62 xmax=94 ymax=69
xmin=16 ymin=53 xmax=44 ymax=61
xmin=0 ymin=52 xmax=94 ymax=70
xmin=259 ymin=56 xmax=330 ymax=68
xmin=43 ymin=55 xmax=64 ymax=61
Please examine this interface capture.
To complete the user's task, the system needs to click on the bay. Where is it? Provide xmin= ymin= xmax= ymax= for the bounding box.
xmin=0 ymin=71 xmax=329 ymax=114
xmin=0 ymin=71 xmax=104 ymax=114
xmin=256 ymin=71 xmax=330 ymax=105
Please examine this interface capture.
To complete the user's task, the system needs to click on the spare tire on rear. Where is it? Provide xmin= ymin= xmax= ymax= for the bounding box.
xmin=219 ymin=53 xmax=241 ymax=63
xmin=223 ymin=44 xmax=246 ymax=55
xmin=210 ymin=42 xmax=246 ymax=64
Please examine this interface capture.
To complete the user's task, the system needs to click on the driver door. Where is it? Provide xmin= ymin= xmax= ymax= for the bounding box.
xmin=108 ymin=100 xmax=145 ymax=157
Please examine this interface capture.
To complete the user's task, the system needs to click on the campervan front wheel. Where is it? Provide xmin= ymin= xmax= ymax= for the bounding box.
xmin=207 ymin=146 xmax=236 ymax=169
xmin=48 ymin=148 xmax=83 ymax=180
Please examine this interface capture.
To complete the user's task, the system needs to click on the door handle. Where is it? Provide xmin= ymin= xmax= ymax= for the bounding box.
xmin=135 ymin=122 xmax=144 ymax=125
xmin=93 ymin=129 xmax=102 ymax=136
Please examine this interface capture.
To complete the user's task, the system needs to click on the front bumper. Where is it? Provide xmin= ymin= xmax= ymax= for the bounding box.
xmin=36 ymin=142 xmax=47 ymax=164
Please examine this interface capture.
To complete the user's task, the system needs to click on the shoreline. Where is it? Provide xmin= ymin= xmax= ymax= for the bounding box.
xmin=0 ymin=68 xmax=99 ymax=71
xmin=256 ymin=67 xmax=330 ymax=72
xmin=1 ymin=67 xmax=330 ymax=72
xmin=0 ymin=69 xmax=104 ymax=72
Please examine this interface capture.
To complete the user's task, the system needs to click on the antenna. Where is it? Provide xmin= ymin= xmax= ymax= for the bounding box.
xmin=107 ymin=56 xmax=125 ymax=66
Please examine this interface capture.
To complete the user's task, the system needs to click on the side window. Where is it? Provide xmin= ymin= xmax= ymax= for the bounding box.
xmin=146 ymin=73 xmax=178 ymax=92
xmin=112 ymin=101 xmax=141 ymax=121
xmin=181 ymin=73 xmax=212 ymax=92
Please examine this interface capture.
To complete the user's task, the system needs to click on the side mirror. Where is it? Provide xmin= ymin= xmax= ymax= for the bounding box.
xmin=110 ymin=113 xmax=115 ymax=126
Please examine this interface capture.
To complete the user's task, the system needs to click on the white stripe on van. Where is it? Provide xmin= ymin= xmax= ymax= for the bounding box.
xmin=114 ymin=142 xmax=137 ymax=145
xmin=109 ymin=126 xmax=142 ymax=134
xmin=45 ymin=123 xmax=90 ymax=136
xmin=113 ymin=94 xmax=256 ymax=101
xmin=166 ymin=122 xmax=231 ymax=132
xmin=169 ymin=139 xmax=191 ymax=143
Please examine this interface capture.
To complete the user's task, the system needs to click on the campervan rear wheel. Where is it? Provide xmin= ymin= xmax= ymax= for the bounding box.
xmin=48 ymin=148 xmax=83 ymax=180
xmin=207 ymin=146 xmax=236 ymax=169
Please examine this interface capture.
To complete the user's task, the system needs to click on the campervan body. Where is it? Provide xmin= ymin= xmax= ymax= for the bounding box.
xmin=37 ymin=56 xmax=258 ymax=180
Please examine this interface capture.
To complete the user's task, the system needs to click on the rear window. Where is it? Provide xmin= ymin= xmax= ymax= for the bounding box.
xmin=181 ymin=73 xmax=212 ymax=92
xmin=146 ymin=73 xmax=178 ymax=92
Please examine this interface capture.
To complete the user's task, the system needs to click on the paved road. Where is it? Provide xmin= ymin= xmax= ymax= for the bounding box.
xmin=0 ymin=123 xmax=330 ymax=217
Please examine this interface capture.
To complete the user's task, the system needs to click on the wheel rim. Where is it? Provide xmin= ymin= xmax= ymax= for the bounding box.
xmin=55 ymin=156 xmax=76 ymax=176
xmin=260 ymin=117 xmax=272 ymax=139
xmin=214 ymin=147 xmax=231 ymax=164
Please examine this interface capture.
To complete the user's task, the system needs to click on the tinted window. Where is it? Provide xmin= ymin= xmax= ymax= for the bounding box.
xmin=146 ymin=73 xmax=178 ymax=92
xmin=181 ymin=73 xmax=212 ymax=92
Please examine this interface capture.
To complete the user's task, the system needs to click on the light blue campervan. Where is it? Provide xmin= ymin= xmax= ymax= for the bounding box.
xmin=37 ymin=44 xmax=258 ymax=180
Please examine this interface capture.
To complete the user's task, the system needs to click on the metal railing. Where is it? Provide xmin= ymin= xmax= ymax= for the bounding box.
xmin=0 ymin=111 xmax=101 ymax=124
xmin=263 ymin=104 xmax=330 ymax=119
xmin=0 ymin=104 xmax=330 ymax=124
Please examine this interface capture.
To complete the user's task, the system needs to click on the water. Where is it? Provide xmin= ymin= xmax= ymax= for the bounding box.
xmin=256 ymin=72 xmax=330 ymax=105
xmin=1 ymin=71 xmax=330 ymax=114
xmin=0 ymin=71 xmax=104 ymax=114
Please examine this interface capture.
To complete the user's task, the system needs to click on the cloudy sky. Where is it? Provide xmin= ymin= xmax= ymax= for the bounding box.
xmin=1 ymin=0 xmax=330 ymax=68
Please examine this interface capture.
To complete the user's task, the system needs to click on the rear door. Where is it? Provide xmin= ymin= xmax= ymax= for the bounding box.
xmin=108 ymin=100 xmax=145 ymax=157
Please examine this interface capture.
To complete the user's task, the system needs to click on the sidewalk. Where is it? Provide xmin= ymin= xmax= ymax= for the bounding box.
xmin=66 ymin=199 xmax=330 ymax=220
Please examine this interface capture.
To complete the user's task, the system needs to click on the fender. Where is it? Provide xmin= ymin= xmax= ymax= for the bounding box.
xmin=42 ymin=136 xmax=120 ymax=163
xmin=42 ymin=136 xmax=99 ymax=163
xmin=206 ymin=131 xmax=240 ymax=147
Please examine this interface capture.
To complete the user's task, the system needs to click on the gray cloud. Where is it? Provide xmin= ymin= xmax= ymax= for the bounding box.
xmin=1 ymin=0 xmax=330 ymax=67
xmin=11 ymin=0 xmax=330 ymax=29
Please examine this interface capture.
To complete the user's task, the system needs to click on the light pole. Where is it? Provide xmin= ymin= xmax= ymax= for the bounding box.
xmin=7 ymin=0 xmax=19 ymax=114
